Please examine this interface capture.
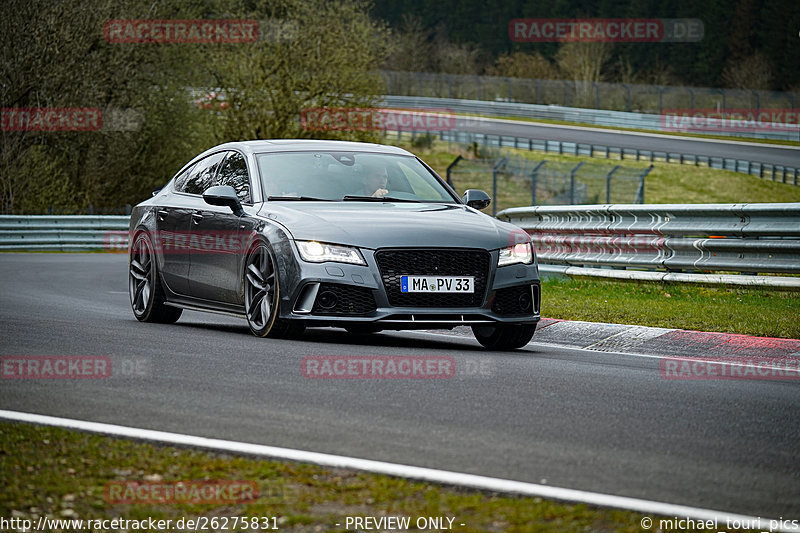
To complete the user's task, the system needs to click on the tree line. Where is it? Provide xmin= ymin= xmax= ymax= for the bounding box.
xmin=375 ymin=0 xmax=799 ymax=91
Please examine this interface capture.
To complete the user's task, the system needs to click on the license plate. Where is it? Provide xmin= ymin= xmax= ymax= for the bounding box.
xmin=400 ymin=276 xmax=474 ymax=293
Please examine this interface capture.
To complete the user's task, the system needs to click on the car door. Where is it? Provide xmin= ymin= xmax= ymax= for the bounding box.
xmin=154 ymin=162 xmax=197 ymax=295
xmin=188 ymin=150 xmax=253 ymax=304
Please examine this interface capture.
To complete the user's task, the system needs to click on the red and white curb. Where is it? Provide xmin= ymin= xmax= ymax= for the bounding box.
xmin=534 ymin=318 xmax=800 ymax=359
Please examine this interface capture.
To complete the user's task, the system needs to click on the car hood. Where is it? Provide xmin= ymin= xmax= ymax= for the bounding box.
xmin=257 ymin=202 xmax=517 ymax=250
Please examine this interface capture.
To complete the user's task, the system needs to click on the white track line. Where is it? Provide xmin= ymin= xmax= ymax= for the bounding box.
xmin=1 ymin=409 xmax=795 ymax=531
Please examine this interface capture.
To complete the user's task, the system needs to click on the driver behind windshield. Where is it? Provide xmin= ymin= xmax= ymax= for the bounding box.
xmin=361 ymin=166 xmax=389 ymax=198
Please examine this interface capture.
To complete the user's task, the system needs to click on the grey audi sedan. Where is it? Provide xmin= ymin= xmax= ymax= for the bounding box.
xmin=128 ymin=140 xmax=540 ymax=349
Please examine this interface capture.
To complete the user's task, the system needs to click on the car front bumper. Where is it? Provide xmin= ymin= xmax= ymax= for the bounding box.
xmin=280 ymin=246 xmax=540 ymax=329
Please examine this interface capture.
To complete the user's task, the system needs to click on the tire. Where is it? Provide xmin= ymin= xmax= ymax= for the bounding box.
xmin=471 ymin=324 xmax=536 ymax=350
xmin=244 ymin=242 xmax=305 ymax=338
xmin=129 ymin=231 xmax=182 ymax=324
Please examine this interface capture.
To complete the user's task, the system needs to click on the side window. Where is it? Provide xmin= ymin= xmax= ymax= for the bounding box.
xmin=217 ymin=151 xmax=251 ymax=203
xmin=172 ymin=162 xmax=197 ymax=193
xmin=182 ymin=152 xmax=226 ymax=195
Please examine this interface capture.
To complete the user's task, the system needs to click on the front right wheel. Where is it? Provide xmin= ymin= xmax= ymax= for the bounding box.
xmin=244 ymin=242 xmax=305 ymax=339
xmin=471 ymin=324 xmax=536 ymax=350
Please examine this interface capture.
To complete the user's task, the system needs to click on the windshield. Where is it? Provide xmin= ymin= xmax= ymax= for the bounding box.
xmin=256 ymin=151 xmax=457 ymax=202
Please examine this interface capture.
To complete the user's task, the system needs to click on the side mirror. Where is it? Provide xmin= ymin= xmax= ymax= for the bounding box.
xmin=462 ymin=189 xmax=491 ymax=210
xmin=203 ymin=185 xmax=244 ymax=216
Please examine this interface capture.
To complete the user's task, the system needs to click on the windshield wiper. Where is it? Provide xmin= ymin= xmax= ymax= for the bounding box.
xmin=342 ymin=195 xmax=420 ymax=203
xmin=267 ymin=196 xmax=333 ymax=201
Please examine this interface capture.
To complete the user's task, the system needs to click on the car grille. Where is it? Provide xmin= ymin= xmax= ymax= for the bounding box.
xmin=375 ymin=248 xmax=490 ymax=307
xmin=312 ymin=283 xmax=377 ymax=315
xmin=492 ymin=284 xmax=539 ymax=316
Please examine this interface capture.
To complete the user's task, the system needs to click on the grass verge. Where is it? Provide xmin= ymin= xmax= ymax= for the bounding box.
xmin=0 ymin=421 xmax=725 ymax=533
xmin=541 ymin=277 xmax=800 ymax=339
xmin=387 ymin=138 xmax=800 ymax=206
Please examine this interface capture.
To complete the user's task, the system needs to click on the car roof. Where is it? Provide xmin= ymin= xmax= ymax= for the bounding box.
xmin=204 ymin=139 xmax=414 ymax=157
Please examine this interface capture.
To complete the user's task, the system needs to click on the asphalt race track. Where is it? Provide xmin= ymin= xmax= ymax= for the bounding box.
xmin=451 ymin=116 xmax=800 ymax=169
xmin=1 ymin=253 xmax=798 ymax=519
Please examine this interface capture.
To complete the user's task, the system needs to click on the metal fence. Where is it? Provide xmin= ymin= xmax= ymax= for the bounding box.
xmin=423 ymin=129 xmax=799 ymax=185
xmin=381 ymin=70 xmax=800 ymax=117
xmin=497 ymin=202 xmax=800 ymax=288
xmin=445 ymin=150 xmax=650 ymax=216
xmin=0 ymin=215 xmax=129 ymax=251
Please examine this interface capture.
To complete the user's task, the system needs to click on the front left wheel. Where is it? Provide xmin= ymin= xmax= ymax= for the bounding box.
xmin=244 ymin=242 xmax=305 ymax=338
xmin=129 ymin=231 xmax=182 ymax=324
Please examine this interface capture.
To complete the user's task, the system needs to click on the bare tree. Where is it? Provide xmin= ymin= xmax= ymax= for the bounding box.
xmin=722 ymin=53 xmax=774 ymax=90
xmin=384 ymin=14 xmax=432 ymax=72
xmin=555 ymin=42 xmax=612 ymax=107
xmin=206 ymin=0 xmax=391 ymax=142
xmin=487 ymin=52 xmax=558 ymax=79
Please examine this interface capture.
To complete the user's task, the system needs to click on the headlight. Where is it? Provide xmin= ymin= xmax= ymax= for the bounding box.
xmin=296 ymin=240 xmax=366 ymax=265
xmin=498 ymin=242 xmax=533 ymax=267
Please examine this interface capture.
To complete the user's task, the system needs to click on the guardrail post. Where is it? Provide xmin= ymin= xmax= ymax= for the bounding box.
xmin=635 ymin=165 xmax=653 ymax=203
xmin=531 ymin=160 xmax=546 ymax=206
xmin=536 ymin=80 xmax=542 ymax=105
xmin=622 ymin=84 xmax=631 ymax=112
xmin=446 ymin=155 xmax=463 ymax=187
xmin=569 ymin=161 xmax=584 ymax=204
xmin=593 ymin=82 xmax=600 ymax=109
xmin=605 ymin=165 xmax=621 ymax=204
xmin=492 ymin=157 xmax=507 ymax=216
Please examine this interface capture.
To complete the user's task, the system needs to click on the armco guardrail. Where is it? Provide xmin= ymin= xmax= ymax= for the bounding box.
xmin=497 ymin=203 xmax=800 ymax=288
xmin=384 ymin=95 xmax=799 ymax=142
xmin=0 ymin=215 xmax=129 ymax=251
xmin=3 ymin=210 xmax=800 ymax=289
